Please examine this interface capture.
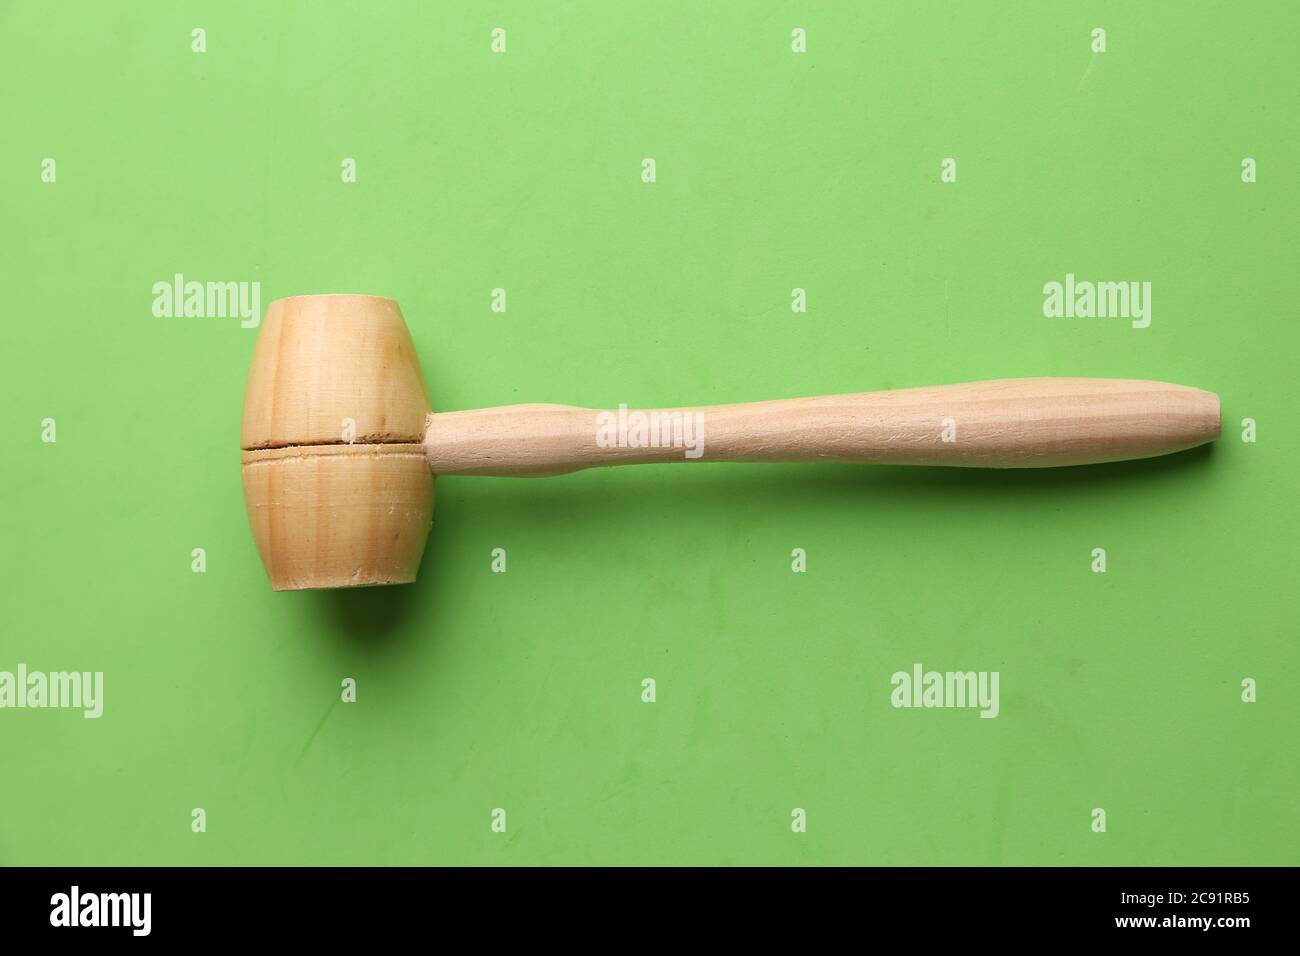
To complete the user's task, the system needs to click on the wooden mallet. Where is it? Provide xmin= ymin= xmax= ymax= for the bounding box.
xmin=241 ymin=294 xmax=1220 ymax=590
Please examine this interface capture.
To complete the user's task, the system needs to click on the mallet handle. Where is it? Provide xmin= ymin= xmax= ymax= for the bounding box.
xmin=422 ymin=378 xmax=1220 ymax=477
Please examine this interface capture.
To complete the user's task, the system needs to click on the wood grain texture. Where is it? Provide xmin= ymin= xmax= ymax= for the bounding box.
xmin=422 ymin=378 xmax=1220 ymax=476
xmin=241 ymin=294 xmax=430 ymax=449
xmin=241 ymin=444 xmax=433 ymax=591
xmin=241 ymin=295 xmax=435 ymax=590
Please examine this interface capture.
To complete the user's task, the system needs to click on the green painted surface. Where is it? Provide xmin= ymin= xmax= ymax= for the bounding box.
xmin=1 ymin=1 xmax=1296 ymax=865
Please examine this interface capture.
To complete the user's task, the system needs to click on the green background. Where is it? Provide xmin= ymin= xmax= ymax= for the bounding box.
xmin=2 ymin=1 xmax=1296 ymax=866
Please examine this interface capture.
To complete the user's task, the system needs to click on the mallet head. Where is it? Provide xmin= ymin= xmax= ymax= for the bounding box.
xmin=241 ymin=295 xmax=434 ymax=590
